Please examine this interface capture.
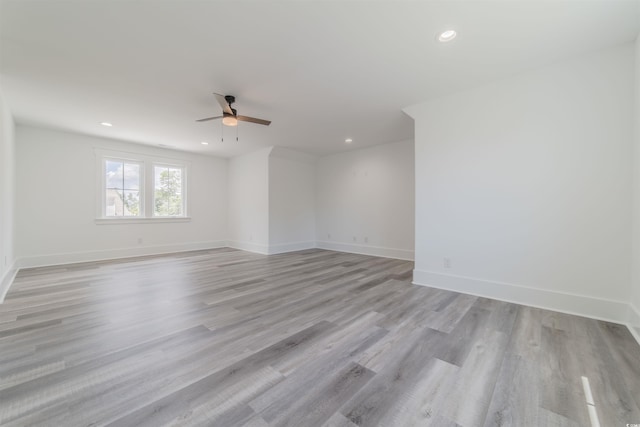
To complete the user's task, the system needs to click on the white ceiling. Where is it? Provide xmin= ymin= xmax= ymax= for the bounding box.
xmin=1 ymin=0 xmax=639 ymax=158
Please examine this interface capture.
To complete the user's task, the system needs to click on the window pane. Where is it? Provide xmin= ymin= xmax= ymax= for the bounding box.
xmin=106 ymin=189 xmax=123 ymax=216
xmin=154 ymin=166 xmax=183 ymax=216
xmin=123 ymin=163 xmax=140 ymax=190
xmin=106 ymin=160 xmax=123 ymax=189
xmin=123 ymin=190 xmax=140 ymax=216
xmin=169 ymin=194 xmax=183 ymax=216
xmin=104 ymin=159 xmax=141 ymax=217
xmin=170 ymin=167 xmax=181 ymax=190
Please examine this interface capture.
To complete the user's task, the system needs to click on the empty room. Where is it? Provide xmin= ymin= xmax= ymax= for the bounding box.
xmin=1 ymin=1 xmax=640 ymax=426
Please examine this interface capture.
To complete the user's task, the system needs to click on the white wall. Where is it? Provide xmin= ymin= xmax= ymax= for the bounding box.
xmin=15 ymin=126 xmax=228 ymax=267
xmin=0 ymin=90 xmax=16 ymax=300
xmin=405 ymin=43 xmax=635 ymax=322
xmin=316 ymin=139 xmax=415 ymax=260
xmin=632 ymin=34 xmax=640 ymax=339
xmin=268 ymin=147 xmax=316 ymax=253
xmin=227 ymin=147 xmax=271 ymax=253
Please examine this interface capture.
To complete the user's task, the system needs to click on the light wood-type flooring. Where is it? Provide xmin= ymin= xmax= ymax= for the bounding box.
xmin=0 ymin=248 xmax=639 ymax=426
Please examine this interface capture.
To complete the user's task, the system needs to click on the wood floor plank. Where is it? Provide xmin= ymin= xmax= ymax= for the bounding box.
xmin=420 ymin=293 xmax=477 ymax=334
xmin=433 ymin=304 xmax=492 ymax=367
xmin=439 ymin=328 xmax=510 ymax=427
xmin=538 ymin=326 xmax=592 ymax=426
xmin=262 ymin=362 xmax=375 ymax=427
xmin=571 ymin=319 xmax=640 ymax=425
xmin=537 ymin=407 xmax=581 ymax=427
xmin=595 ymin=320 xmax=640 ymax=411
xmin=322 ymin=413 xmax=360 ymax=427
xmin=483 ymin=354 xmax=539 ymax=427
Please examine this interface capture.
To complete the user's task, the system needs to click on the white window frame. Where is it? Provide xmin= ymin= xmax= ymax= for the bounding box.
xmin=95 ymin=149 xmax=190 ymax=224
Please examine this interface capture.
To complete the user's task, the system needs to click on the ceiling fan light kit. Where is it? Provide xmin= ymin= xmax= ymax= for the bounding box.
xmin=222 ymin=115 xmax=238 ymax=126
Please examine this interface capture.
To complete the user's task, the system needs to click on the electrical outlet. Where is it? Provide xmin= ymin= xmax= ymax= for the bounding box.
xmin=443 ymin=258 xmax=452 ymax=269
xmin=137 ymin=237 xmax=143 ymax=244
xmin=353 ymin=236 xmax=357 ymax=242
xmin=327 ymin=233 xmax=331 ymax=239
xmin=364 ymin=236 xmax=369 ymax=243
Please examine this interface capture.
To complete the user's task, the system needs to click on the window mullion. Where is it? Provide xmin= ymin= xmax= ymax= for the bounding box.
xmin=121 ymin=161 xmax=125 ymax=217
xmin=145 ymin=160 xmax=153 ymax=218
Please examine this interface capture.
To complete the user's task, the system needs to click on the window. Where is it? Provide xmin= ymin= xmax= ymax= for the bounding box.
xmin=97 ymin=150 xmax=188 ymax=221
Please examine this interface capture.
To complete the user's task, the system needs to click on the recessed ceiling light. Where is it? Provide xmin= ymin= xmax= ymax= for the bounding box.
xmin=100 ymin=122 xmax=113 ymax=127
xmin=345 ymin=138 xmax=353 ymax=143
xmin=201 ymin=141 xmax=209 ymax=145
xmin=437 ymin=30 xmax=457 ymax=42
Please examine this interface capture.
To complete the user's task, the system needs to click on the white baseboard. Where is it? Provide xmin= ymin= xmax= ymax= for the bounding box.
xmin=628 ymin=303 xmax=640 ymax=346
xmin=15 ymin=240 xmax=228 ymax=269
xmin=413 ymin=269 xmax=630 ymax=325
xmin=226 ymin=240 xmax=270 ymax=255
xmin=228 ymin=240 xmax=316 ymax=255
xmin=316 ymin=240 xmax=414 ymax=261
xmin=267 ymin=241 xmax=316 ymax=255
xmin=14 ymin=240 xmax=413 ymax=270
xmin=0 ymin=261 xmax=18 ymax=303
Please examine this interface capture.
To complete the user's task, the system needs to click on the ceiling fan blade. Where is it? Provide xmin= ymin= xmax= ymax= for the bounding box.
xmin=237 ymin=115 xmax=271 ymax=126
xmin=196 ymin=115 xmax=223 ymax=122
xmin=214 ymin=93 xmax=234 ymax=115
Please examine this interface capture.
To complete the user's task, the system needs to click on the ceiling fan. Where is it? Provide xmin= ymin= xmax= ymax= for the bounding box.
xmin=196 ymin=94 xmax=271 ymax=127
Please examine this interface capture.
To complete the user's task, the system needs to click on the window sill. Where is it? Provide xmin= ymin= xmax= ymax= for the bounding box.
xmin=95 ymin=217 xmax=191 ymax=225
